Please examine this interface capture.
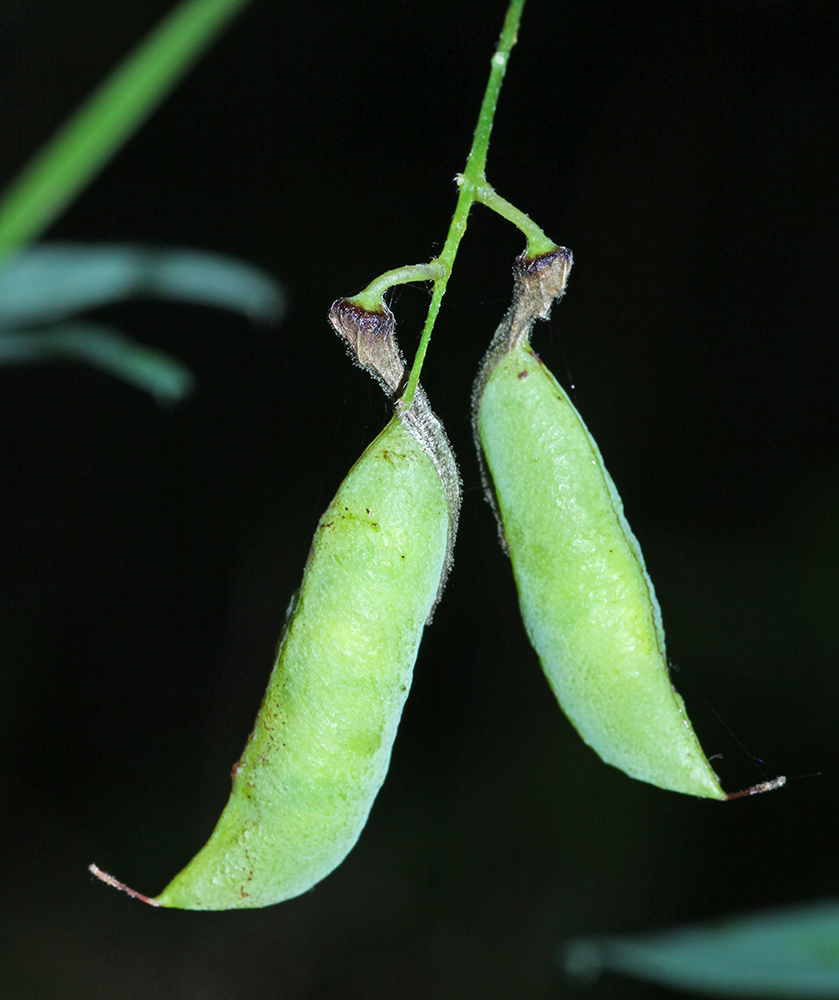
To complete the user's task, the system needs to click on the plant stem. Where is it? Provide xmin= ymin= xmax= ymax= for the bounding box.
xmin=401 ymin=0 xmax=533 ymax=409
xmin=472 ymin=182 xmax=557 ymax=257
xmin=350 ymin=262 xmax=445 ymax=312
xmin=0 ymin=0 xmax=255 ymax=269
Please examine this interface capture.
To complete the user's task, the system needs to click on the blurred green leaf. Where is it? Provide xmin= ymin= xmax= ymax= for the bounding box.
xmin=0 ymin=0 xmax=256 ymax=266
xmin=0 ymin=243 xmax=286 ymax=327
xmin=563 ymin=901 xmax=839 ymax=997
xmin=0 ymin=323 xmax=195 ymax=402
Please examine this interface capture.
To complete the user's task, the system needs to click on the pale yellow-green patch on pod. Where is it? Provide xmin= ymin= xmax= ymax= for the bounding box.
xmin=473 ymin=249 xmax=726 ymax=799
xmin=91 ymin=301 xmax=460 ymax=909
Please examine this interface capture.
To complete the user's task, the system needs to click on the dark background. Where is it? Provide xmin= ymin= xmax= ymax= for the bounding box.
xmin=1 ymin=1 xmax=837 ymax=997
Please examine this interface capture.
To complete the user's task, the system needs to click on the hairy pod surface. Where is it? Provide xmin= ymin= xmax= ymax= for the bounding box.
xmin=105 ymin=303 xmax=459 ymax=910
xmin=156 ymin=415 xmax=451 ymax=908
xmin=474 ymin=251 xmax=725 ymax=799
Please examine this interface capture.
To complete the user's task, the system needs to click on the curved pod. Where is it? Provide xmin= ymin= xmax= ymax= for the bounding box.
xmin=156 ymin=412 xmax=451 ymax=908
xmin=474 ymin=251 xmax=724 ymax=799
xmin=92 ymin=301 xmax=460 ymax=909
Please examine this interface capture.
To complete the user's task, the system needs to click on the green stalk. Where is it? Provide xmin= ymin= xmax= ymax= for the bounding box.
xmin=351 ymin=262 xmax=445 ymax=312
xmin=472 ymin=182 xmax=556 ymax=257
xmin=401 ymin=0 xmax=555 ymax=409
xmin=0 ymin=0 xmax=255 ymax=268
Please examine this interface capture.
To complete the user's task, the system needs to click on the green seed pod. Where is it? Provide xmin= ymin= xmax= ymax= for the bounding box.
xmin=92 ymin=302 xmax=460 ymax=909
xmin=473 ymin=250 xmax=725 ymax=799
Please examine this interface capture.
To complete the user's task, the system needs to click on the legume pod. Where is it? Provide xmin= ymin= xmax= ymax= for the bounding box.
xmin=473 ymin=250 xmax=725 ymax=799
xmin=94 ymin=301 xmax=460 ymax=908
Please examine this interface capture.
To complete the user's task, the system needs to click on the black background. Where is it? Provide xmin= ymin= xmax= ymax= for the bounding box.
xmin=1 ymin=1 xmax=837 ymax=997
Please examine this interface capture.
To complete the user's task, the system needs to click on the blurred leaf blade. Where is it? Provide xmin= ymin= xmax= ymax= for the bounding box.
xmin=563 ymin=901 xmax=839 ymax=998
xmin=0 ymin=323 xmax=195 ymax=402
xmin=0 ymin=0 xmax=256 ymax=267
xmin=0 ymin=243 xmax=286 ymax=327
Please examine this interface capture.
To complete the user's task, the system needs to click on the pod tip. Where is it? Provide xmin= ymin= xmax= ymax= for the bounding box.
xmin=89 ymin=863 xmax=161 ymax=906
xmin=725 ymin=775 xmax=786 ymax=801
